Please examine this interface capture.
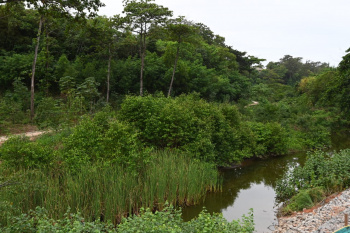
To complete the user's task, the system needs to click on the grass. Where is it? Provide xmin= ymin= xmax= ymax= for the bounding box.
xmin=282 ymin=187 xmax=325 ymax=214
xmin=0 ymin=150 xmax=221 ymax=226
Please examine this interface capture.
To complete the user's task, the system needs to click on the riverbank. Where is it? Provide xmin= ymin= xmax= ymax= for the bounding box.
xmin=274 ymin=188 xmax=350 ymax=232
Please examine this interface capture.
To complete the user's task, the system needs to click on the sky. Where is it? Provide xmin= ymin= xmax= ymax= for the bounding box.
xmin=98 ymin=0 xmax=350 ymax=67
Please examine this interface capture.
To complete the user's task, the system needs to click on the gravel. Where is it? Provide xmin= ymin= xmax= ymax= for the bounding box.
xmin=274 ymin=189 xmax=350 ymax=233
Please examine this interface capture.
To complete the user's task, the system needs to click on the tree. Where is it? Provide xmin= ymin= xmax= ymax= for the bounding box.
xmin=86 ymin=15 xmax=123 ymax=103
xmin=279 ymin=55 xmax=303 ymax=85
xmin=123 ymin=0 xmax=172 ymax=96
xmin=339 ymin=47 xmax=350 ymax=73
xmin=1 ymin=0 xmax=104 ymax=120
xmin=165 ymin=17 xmax=197 ymax=97
xmin=228 ymin=47 xmax=265 ymax=77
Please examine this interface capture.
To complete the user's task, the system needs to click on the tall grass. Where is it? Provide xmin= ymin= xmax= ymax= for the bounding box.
xmin=0 ymin=150 xmax=221 ymax=225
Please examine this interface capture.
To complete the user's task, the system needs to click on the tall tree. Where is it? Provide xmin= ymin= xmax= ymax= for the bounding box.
xmin=87 ymin=15 xmax=123 ymax=103
xmin=123 ymin=0 xmax=172 ymax=96
xmin=279 ymin=55 xmax=303 ymax=85
xmin=1 ymin=0 xmax=104 ymax=120
xmin=166 ymin=17 xmax=197 ymax=97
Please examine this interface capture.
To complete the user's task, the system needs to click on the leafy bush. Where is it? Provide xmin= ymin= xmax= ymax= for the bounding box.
xmin=0 ymin=206 xmax=254 ymax=233
xmin=276 ymin=150 xmax=350 ymax=205
xmin=0 ymin=207 xmax=117 ymax=233
xmin=247 ymin=121 xmax=288 ymax=157
xmin=62 ymin=109 xmax=145 ymax=171
xmin=282 ymin=187 xmax=325 ymax=214
xmin=35 ymin=97 xmax=63 ymax=129
xmin=0 ymin=136 xmax=53 ymax=169
xmin=293 ymin=110 xmax=332 ymax=148
xmin=0 ymin=98 xmax=26 ymax=124
xmin=119 ymin=206 xmax=254 ymax=233
xmin=118 ymin=94 xmax=250 ymax=165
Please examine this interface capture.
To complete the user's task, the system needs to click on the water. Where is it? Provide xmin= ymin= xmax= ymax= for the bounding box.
xmin=182 ymin=133 xmax=350 ymax=232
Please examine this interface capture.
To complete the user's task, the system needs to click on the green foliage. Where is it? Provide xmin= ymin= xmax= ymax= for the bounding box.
xmin=35 ymin=97 xmax=62 ymax=129
xmin=282 ymin=187 xmax=325 ymax=214
xmin=76 ymin=77 xmax=100 ymax=103
xmin=118 ymin=94 xmax=250 ymax=165
xmin=1 ymin=207 xmax=117 ymax=233
xmin=0 ymin=206 xmax=254 ymax=233
xmin=59 ymin=75 xmax=76 ymax=94
xmin=119 ymin=206 xmax=254 ymax=233
xmin=0 ymin=150 xmax=220 ymax=225
xmin=0 ymin=136 xmax=53 ymax=169
xmin=276 ymin=149 xmax=350 ymax=202
xmin=0 ymin=98 xmax=27 ymax=125
xmin=247 ymin=121 xmax=288 ymax=157
xmin=0 ymin=53 xmax=33 ymax=92
xmin=62 ymin=109 xmax=145 ymax=171
xmin=293 ymin=110 xmax=331 ymax=148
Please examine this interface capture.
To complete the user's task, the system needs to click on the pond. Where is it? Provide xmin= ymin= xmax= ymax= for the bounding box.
xmin=182 ymin=133 xmax=350 ymax=232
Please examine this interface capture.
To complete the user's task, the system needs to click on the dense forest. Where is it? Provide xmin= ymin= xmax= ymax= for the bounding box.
xmin=1 ymin=0 xmax=350 ymax=231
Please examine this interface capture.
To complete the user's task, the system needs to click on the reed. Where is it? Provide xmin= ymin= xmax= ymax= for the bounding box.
xmin=0 ymin=150 xmax=221 ymax=225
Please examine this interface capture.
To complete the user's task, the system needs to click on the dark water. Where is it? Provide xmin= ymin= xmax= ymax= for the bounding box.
xmin=182 ymin=133 xmax=350 ymax=233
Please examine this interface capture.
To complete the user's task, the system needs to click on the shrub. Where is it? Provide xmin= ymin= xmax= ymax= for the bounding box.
xmin=247 ymin=121 xmax=288 ymax=157
xmin=35 ymin=97 xmax=62 ymax=129
xmin=282 ymin=187 xmax=325 ymax=214
xmin=0 ymin=206 xmax=254 ymax=233
xmin=0 ymin=207 xmax=117 ymax=233
xmin=62 ymin=110 xmax=144 ymax=171
xmin=0 ymin=98 xmax=26 ymax=125
xmin=118 ymin=94 xmax=249 ymax=165
xmin=0 ymin=136 xmax=53 ymax=169
xmin=118 ymin=206 xmax=254 ymax=233
xmin=276 ymin=150 xmax=350 ymax=213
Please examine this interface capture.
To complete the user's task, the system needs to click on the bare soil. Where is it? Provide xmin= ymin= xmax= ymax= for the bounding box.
xmin=0 ymin=128 xmax=48 ymax=146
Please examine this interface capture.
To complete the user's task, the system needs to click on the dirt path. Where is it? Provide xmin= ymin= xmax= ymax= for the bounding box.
xmin=0 ymin=130 xmax=48 ymax=146
xmin=246 ymin=101 xmax=259 ymax=107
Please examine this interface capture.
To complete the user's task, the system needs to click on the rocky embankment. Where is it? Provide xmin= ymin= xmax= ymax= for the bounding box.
xmin=274 ymin=189 xmax=350 ymax=233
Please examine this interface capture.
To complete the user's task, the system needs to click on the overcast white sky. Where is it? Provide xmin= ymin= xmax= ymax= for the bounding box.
xmin=98 ymin=0 xmax=350 ymax=67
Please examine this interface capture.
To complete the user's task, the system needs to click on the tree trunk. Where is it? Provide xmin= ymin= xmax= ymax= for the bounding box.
xmin=168 ymin=44 xmax=180 ymax=97
xmin=45 ymin=27 xmax=49 ymax=96
xmin=139 ymin=25 xmax=144 ymax=97
xmin=140 ymin=45 xmax=145 ymax=96
xmin=107 ymin=43 xmax=111 ymax=103
xmin=30 ymin=16 xmax=43 ymax=121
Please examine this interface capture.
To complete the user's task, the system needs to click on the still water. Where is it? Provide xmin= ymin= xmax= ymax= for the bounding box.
xmin=182 ymin=133 xmax=350 ymax=232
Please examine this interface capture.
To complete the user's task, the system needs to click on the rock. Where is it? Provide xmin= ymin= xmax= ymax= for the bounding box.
xmin=274 ymin=189 xmax=350 ymax=233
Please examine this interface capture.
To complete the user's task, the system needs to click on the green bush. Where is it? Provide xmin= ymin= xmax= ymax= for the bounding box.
xmin=0 ymin=206 xmax=254 ymax=233
xmin=0 ymin=207 xmax=117 ymax=233
xmin=294 ymin=110 xmax=331 ymax=148
xmin=283 ymin=187 xmax=325 ymax=214
xmin=247 ymin=121 xmax=288 ymax=157
xmin=118 ymin=94 xmax=250 ymax=165
xmin=0 ymin=136 xmax=53 ymax=169
xmin=0 ymin=98 xmax=26 ymax=125
xmin=119 ymin=206 xmax=254 ymax=233
xmin=276 ymin=150 xmax=350 ymax=207
xmin=35 ymin=97 xmax=63 ymax=129
xmin=62 ymin=110 xmax=144 ymax=171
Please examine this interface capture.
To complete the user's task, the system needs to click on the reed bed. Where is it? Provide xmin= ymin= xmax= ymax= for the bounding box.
xmin=0 ymin=150 xmax=221 ymax=225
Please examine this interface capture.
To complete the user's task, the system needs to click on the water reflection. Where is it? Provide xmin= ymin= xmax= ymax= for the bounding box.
xmin=182 ymin=133 xmax=350 ymax=232
xmin=182 ymin=152 xmax=305 ymax=232
xmin=222 ymin=183 xmax=275 ymax=231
